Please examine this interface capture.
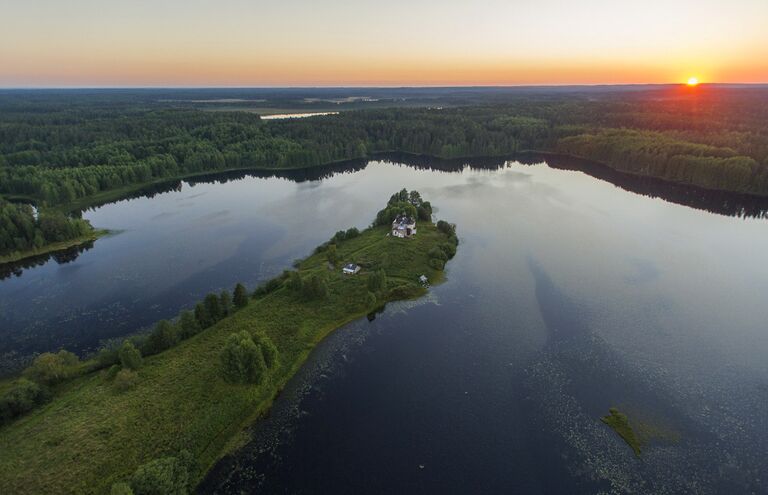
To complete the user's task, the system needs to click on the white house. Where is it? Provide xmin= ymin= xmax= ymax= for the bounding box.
xmin=391 ymin=214 xmax=416 ymax=238
xmin=342 ymin=263 xmax=361 ymax=275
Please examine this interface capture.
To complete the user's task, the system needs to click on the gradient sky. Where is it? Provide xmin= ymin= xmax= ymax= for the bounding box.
xmin=1 ymin=0 xmax=767 ymax=87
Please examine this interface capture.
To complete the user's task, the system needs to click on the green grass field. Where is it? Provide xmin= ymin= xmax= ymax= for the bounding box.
xmin=0 ymin=222 xmax=453 ymax=494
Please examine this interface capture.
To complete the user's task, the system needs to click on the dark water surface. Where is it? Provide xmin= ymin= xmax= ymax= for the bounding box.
xmin=2 ymin=158 xmax=768 ymax=493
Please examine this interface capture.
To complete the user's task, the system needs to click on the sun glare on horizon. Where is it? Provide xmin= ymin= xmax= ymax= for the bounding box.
xmin=687 ymin=77 xmax=699 ymax=86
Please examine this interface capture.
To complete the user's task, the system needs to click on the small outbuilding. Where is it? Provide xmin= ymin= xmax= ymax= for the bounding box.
xmin=419 ymin=275 xmax=429 ymax=285
xmin=342 ymin=263 xmax=361 ymax=275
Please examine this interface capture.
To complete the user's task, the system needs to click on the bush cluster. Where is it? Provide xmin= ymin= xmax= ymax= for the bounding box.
xmin=375 ymin=189 xmax=433 ymax=225
xmin=220 ymin=330 xmax=279 ymax=384
xmin=110 ymin=450 xmax=195 ymax=495
xmin=367 ymin=269 xmax=387 ymax=292
xmin=3 ymin=282 xmax=253 ymax=425
xmin=428 ymin=224 xmax=459 ymax=271
xmin=332 ymin=227 xmax=360 ymax=243
xmin=252 ymin=273 xmax=287 ymax=298
xmin=23 ymin=350 xmax=80 ymax=385
xmin=286 ymin=271 xmax=329 ymax=300
xmin=0 ymin=378 xmax=51 ymax=426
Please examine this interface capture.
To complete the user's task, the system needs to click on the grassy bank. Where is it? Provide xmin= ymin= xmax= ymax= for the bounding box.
xmin=0 ymin=219 xmax=454 ymax=494
xmin=0 ymin=229 xmax=110 ymax=265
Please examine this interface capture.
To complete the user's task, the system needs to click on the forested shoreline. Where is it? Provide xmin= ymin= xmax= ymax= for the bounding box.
xmin=1 ymin=87 xmax=767 ymax=258
xmin=0 ymin=198 xmax=99 ymax=260
xmin=2 ymin=89 xmax=768 ymax=202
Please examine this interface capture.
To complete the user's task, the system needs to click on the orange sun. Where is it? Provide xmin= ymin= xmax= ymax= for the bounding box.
xmin=687 ymin=77 xmax=699 ymax=86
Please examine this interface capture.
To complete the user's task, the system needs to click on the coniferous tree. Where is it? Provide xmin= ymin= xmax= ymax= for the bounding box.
xmin=204 ymin=293 xmax=221 ymax=323
xmin=194 ymin=302 xmax=212 ymax=328
xmin=178 ymin=310 xmax=201 ymax=339
xmin=233 ymin=283 xmax=249 ymax=309
xmin=219 ymin=290 xmax=232 ymax=317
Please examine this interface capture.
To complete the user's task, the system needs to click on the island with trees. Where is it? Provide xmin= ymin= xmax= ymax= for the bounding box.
xmin=0 ymin=190 xmax=458 ymax=494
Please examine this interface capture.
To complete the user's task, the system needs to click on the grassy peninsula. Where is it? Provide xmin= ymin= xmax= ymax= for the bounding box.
xmin=0 ymin=228 xmax=109 ymax=265
xmin=0 ymin=191 xmax=457 ymax=494
xmin=0 ymin=198 xmax=106 ymax=266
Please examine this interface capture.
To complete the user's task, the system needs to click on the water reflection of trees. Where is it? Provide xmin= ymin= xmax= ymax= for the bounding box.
xmin=0 ymin=241 xmax=95 ymax=280
xmin=79 ymin=152 xmax=768 ymax=220
xmin=386 ymin=152 xmax=768 ymax=219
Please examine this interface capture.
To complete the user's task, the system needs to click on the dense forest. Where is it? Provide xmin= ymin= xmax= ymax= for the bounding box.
xmin=0 ymin=199 xmax=94 ymax=258
xmin=1 ymin=86 xmax=767 ymax=255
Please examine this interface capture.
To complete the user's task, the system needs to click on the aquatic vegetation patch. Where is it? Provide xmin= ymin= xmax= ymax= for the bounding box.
xmin=601 ymin=407 xmax=643 ymax=456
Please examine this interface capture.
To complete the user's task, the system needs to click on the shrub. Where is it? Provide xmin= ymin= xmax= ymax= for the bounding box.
xmin=119 ymin=341 xmax=143 ymax=370
xmin=104 ymin=364 xmax=121 ymax=381
xmin=428 ymin=246 xmax=448 ymax=261
xmin=302 ymin=274 xmax=329 ymax=300
xmin=233 ymin=283 xmax=249 ymax=309
xmin=129 ymin=450 xmax=194 ymax=495
xmin=24 ymin=350 xmax=80 ymax=385
xmin=439 ymin=241 xmax=457 ymax=259
xmin=345 ymin=227 xmax=360 ymax=239
xmin=143 ymin=320 xmax=178 ymax=356
xmin=387 ymin=284 xmax=422 ymax=299
xmin=178 ymin=310 xmax=201 ymax=339
xmin=436 ymin=220 xmax=456 ymax=236
xmin=220 ymin=331 xmax=267 ymax=384
xmin=367 ymin=269 xmax=387 ymax=292
xmin=252 ymin=333 xmax=279 ymax=369
xmin=114 ymin=369 xmax=139 ymax=392
xmin=286 ymin=271 xmax=303 ymax=292
xmin=96 ymin=344 xmax=121 ymax=369
xmin=366 ymin=291 xmax=377 ymax=307
xmin=0 ymin=378 xmax=51 ymax=426
xmin=429 ymin=258 xmax=446 ymax=270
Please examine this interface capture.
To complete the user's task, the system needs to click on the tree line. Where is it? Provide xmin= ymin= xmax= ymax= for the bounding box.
xmin=0 ymin=199 xmax=94 ymax=257
xmin=0 ymin=281 xmax=254 ymax=427
xmin=1 ymin=89 xmax=768 ymax=208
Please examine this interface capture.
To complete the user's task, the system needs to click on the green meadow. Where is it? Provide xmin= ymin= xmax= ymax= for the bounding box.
xmin=0 ymin=218 xmax=455 ymax=494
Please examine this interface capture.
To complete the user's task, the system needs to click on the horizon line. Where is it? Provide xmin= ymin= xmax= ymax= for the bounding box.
xmin=2 ymin=82 xmax=768 ymax=91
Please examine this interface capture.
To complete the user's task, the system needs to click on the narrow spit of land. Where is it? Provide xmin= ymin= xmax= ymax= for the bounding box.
xmin=0 ymin=229 xmax=109 ymax=265
xmin=0 ymin=192 xmax=458 ymax=494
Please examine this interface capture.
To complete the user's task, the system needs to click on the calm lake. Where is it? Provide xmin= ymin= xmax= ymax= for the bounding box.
xmin=2 ymin=157 xmax=768 ymax=493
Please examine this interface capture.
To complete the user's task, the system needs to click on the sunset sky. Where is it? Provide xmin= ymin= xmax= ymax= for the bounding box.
xmin=1 ymin=0 xmax=767 ymax=87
